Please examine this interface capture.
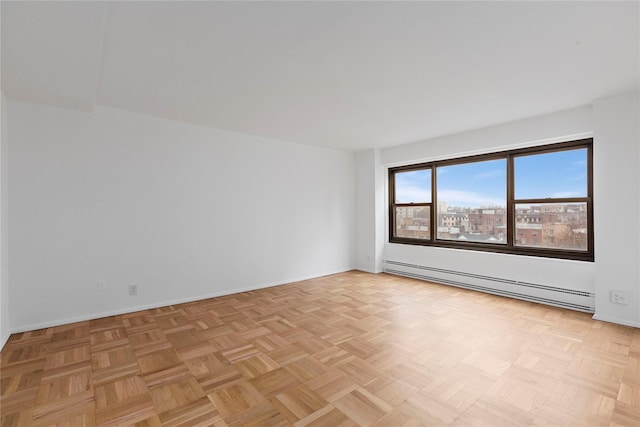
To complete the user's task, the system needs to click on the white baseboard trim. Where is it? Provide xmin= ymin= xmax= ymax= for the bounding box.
xmin=10 ymin=268 xmax=354 ymax=334
xmin=592 ymin=314 xmax=640 ymax=328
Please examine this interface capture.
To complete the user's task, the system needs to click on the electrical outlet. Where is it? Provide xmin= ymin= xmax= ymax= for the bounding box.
xmin=611 ymin=291 xmax=628 ymax=305
xmin=129 ymin=284 xmax=138 ymax=296
xmin=97 ymin=280 xmax=107 ymax=292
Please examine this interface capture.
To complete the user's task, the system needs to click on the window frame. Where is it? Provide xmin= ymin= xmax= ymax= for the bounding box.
xmin=388 ymin=138 xmax=594 ymax=262
xmin=389 ymin=166 xmax=434 ymax=240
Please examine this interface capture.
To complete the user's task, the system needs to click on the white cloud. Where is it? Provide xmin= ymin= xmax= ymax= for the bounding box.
xmin=438 ymin=189 xmax=505 ymax=208
xmin=396 ymin=186 xmax=430 ymax=203
xmin=473 ymin=169 xmax=504 ymax=180
xmin=551 ymin=191 xmax=580 ymax=198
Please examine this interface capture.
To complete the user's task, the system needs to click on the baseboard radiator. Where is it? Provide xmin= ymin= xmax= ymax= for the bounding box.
xmin=383 ymin=260 xmax=595 ymax=313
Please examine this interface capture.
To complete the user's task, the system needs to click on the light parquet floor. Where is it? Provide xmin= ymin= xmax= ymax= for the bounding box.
xmin=1 ymin=271 xmax=639 ymax=426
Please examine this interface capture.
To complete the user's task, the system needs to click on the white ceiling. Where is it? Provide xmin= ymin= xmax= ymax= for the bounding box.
xmin=2 ymin=1 xmax=638 ymax=151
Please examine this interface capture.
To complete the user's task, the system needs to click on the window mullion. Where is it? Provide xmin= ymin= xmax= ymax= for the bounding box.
xmin=506 ymin=154 xmax=515 ymax=248
xmin=431 ymin=166 xmax=437 ymax=241
xmin=514 ymin=197 xmax=589 ymax=205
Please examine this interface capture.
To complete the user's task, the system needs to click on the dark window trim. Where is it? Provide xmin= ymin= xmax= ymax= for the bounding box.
xmin=388 ymin=138 xmax=594 ymax=262
xmin=390 ymin=167 xmax=433 ymax=240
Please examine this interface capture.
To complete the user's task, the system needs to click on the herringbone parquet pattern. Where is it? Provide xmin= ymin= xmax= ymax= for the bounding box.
xmin=1 ymin=271 xmax=639 ymax=426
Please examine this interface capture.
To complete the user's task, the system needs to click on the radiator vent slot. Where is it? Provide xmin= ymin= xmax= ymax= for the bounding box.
xmin=384 ymin=260 xmax=595 ymax=313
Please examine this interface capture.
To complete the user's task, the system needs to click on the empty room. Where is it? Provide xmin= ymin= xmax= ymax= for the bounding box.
xmin=1 ymin=1 xmax=639 ymax=426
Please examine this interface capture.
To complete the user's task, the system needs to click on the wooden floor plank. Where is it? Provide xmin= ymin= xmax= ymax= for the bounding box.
xmin=1 ymin=270 xmax=639 ymax=425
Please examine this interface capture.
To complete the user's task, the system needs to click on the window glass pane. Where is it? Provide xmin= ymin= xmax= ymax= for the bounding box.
xmin=395 ymin=169 xmax=431 ymax=203
xmin=395 ymin=206 xmax=430 ymax=239
xmin=436 ymin=159 xmax=506 ymax=244
xmin=514 ymin=202 xmax=588 ymax=251
xmin=514 ymin=148 xmax=587 ymax=199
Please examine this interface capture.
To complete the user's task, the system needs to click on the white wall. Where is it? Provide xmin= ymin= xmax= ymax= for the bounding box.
xmin=354 ymin=149 xmax=384 ymax=273
xmin=593 ymin=91 xmax=640 ymax=327
xmin=354 ymin=150 xmax=374 ymax=272
xmin=7 ymin=99 xmax=355 ymax=332
xmin=1 ymin=93 xmax=10 ymax=348
xmin=381 ymin=106 xmax=593 ymax=166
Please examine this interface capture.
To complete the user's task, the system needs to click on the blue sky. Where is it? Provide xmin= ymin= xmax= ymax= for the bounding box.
xmin=395 ymin=148 xmax=587 ymax=208
xmin=514 ymin=148 xmax=587 ymax=199
xmin=437 ymin=159 xmax=506 ymax=207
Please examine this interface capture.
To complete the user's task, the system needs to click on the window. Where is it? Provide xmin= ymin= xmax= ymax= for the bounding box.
xmin=389 ymin=138 xmax=593 ymax=261
xmin=391 ymin=168 xmax=432 ymax=240
xmin=513 ymin=148 xmax=589 ymax=252
xmin=436 ymin=158 xmax=506 ymax=243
